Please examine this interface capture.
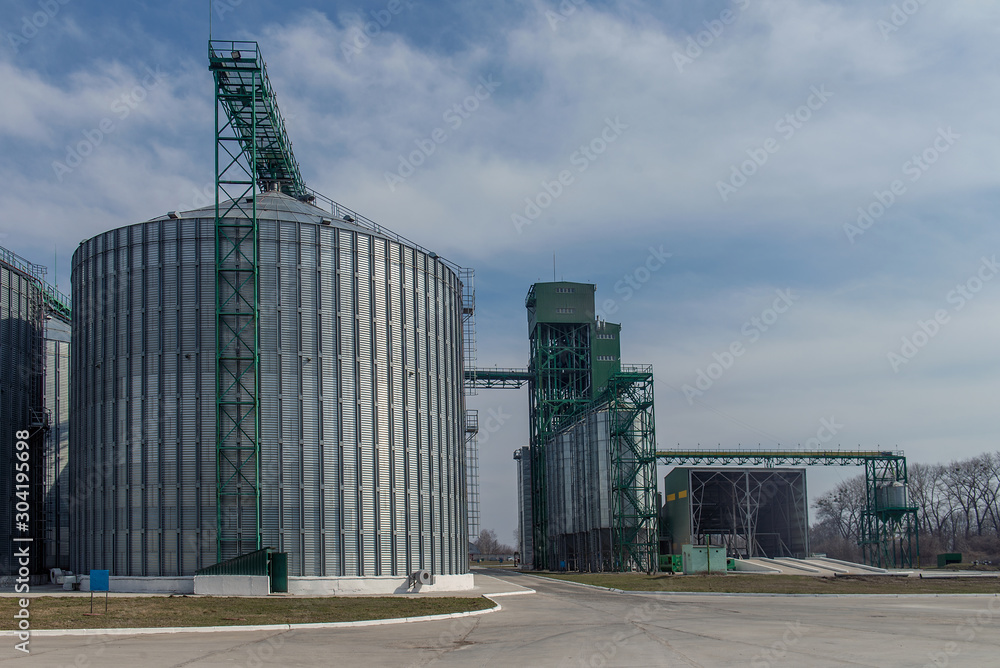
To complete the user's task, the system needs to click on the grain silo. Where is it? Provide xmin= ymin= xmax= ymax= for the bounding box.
xmin=0 ymin=252 xmax=44 ymax=581
xmin=0 ymin=246 xmax=71 ymax=581
xmin=70 ymin=191 xmax=471 ymax=593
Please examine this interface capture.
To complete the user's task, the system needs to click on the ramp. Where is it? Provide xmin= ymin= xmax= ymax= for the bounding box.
xmin=806 ymin=557 xmax=891 ymax=575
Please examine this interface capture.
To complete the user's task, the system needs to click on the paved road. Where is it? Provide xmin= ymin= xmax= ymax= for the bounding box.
xmin=6 ymin=570 xmax=1000 ymax=667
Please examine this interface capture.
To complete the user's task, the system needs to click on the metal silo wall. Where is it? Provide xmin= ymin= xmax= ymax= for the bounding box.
xmin=544 ymin=407 xmax=612 ymax=571
xmin=72 ymin=214 xmax=466 ymax=578
xmin=257 ymin=222 xmax=465 ymax=577
xmin=0 ymin=263 xmax=44 ymax=576
xmin=71 ymin=220 xmax=216 ymax=577
xmin=43 ymin=315 xmax=71 ymax=569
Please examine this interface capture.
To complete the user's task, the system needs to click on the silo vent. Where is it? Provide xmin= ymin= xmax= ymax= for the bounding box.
xmin=410 ymin=569 xmax=433 ymax=586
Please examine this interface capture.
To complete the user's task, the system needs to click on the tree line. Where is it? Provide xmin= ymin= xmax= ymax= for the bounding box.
xmin=811 ymin=452 xmax=1000 ymax=563
xmin=474 ymin=529 xmax=517 ymax=558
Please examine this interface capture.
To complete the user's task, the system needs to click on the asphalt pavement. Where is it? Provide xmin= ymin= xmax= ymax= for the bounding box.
xmin=4 ymin=568 xmax=999 ymax=667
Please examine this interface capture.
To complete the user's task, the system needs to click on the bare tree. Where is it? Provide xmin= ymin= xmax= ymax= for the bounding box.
xmin=475 ymin=529 xmax=502 ymax=556
xmin=812 ymin=476 xmax=866 ymax=540
xmin=811 ymin=452 xmax=1000 ymax=562
xmin=909 ymin=463 xmax=951 ymax=537
xmin=811 ymin=475 xmax=866 ymax=562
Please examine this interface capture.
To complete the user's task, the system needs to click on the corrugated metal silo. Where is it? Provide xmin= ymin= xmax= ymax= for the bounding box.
xmin=70 ymin=192 xmax=469 ymax=588
xmin=545 ymin=407 xmax=612 ymax=571
xmin=43 ymin=314 xmax=71 ymax=569
xmin=0 ymin=252 xmax=45 ymax=578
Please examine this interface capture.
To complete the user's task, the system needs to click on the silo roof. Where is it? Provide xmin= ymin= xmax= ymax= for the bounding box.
xmin=148 ymin=190 xmax=361 ymax=228
xmin=141 ymin=190 xmax=465 ymax=274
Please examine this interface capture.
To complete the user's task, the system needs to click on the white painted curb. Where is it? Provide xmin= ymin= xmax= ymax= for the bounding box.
xmin=3 ymin=595 xmax=506 ymax=637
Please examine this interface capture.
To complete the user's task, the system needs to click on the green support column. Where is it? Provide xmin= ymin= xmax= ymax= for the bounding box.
xmin=607 ymin=370 xmax=658 ymax=573
xmin=527 ymin=319 xmax=592 ymax=570
xmin=861 ymin=457 xmax=919 ymax=569
xmin=210 ymin=41 xmax=264 ymax=561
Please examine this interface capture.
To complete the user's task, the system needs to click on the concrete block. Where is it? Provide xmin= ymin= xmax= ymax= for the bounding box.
xmin=193 ymin=575 xmax=270 ymax=596
xmin=287 ymin=573 xmax=475 ymax=595
xmin=80 ymin=576 xmax=196 ymax=594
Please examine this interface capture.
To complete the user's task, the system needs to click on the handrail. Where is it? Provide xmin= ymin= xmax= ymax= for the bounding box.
xmin=304 ymin=186 xmax=467 ymax=275
xmin=0 ymin=244 xmax=71 ymax=317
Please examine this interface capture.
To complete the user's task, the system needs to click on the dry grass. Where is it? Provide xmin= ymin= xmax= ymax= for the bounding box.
xmin=472 ymin=560 xmax=518 ymax=568
xmin=1 ymin=596 xmax=493 ymax=630
xmin=531 ymin=572 xmax=1000 ymax=595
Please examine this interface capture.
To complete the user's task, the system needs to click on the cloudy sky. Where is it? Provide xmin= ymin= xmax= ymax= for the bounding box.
xmin=2 ymin=0 xmax=998 ymax=546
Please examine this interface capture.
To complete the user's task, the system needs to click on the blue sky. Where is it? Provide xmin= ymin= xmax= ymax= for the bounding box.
xmin=3 ymin=0 xmax=999 ymax=546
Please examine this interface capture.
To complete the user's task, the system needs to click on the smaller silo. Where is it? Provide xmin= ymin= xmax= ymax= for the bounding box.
xmin=0 ymin=248 xmax=47 ymax=579
xmin=43 ymin=312 xmax=71 ymax=569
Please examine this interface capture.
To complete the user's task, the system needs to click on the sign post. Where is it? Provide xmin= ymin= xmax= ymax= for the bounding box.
xmin=89 ymin=570 xmax=110 ymax=614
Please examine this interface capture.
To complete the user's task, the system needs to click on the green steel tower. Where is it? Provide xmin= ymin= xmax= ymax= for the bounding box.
xmin=605 ymin=367 xmax=658 ymax=573
xmin=860 ymin=456 xmax=919 ymax=569
xmin=525 ymin=282 xmax=657 ymax=572
xmin=526 ymin=283 xmax=595 ymax=570
xmin=209 ymin=40 xmax=307 ymax=561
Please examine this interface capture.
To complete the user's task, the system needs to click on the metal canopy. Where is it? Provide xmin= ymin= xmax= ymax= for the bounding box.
xmin=657 ymin=449 xmax=919 ymax=569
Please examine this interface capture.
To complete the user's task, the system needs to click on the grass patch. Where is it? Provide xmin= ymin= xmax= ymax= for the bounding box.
xmin=1 ymin=596 xmax=493 ymax=630
xmin=472 ymin=560 xmax=518 ymax=568
xmin=531 ymin=572 xmax=1000 ymax=595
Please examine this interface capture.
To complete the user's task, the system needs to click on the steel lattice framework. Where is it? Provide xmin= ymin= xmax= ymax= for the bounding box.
xmin=464 ymin=368 xmax=532 ymax=389
xmin=210 ymin=41 xmax=306 ymax=199
xmin=605 ymin=368 xmax=657 ymax=572
xmin=459 ymin=268 xmax=479 ymax=539
xmin=466 ymin=319 xmax=659 ymax=572
xmin=0 ymin=245 xmax=71 ymax=318
xmin=861 ymin=457 xmax=919 ymax=569
xmin=656 ymin=449 xmax=919 ymax=569
xmin=684 ymin=469 xmax=808 ymax=558
xmin=208 ymin=39 xmax=478 ymax=564
xmin=465 ymin=410 xmax=480 ymax=539
xmin=527 ymin=320 xmax=593 ymax=570
xmin=210 ymin=40 xmax=294 ymax=561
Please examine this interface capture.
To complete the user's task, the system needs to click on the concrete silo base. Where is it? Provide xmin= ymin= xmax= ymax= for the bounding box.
xmin=79 ymin=576 xmax=196 ymax=594
xmin=78 ymin=573 xmax=475 ymax=595
xmin=288 ymin=574 xmax=476 ymax=595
